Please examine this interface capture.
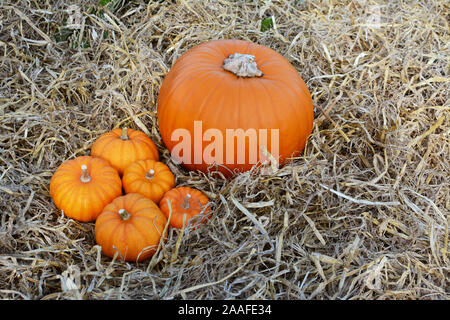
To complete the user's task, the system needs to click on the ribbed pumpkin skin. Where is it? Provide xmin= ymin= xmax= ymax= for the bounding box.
xmin=122 ymin=159 xmax=175 ymax=204
xmin=95 ymin=193 xmax=168 ymax=262
xmin=157 ymin=39 xmax=314 ymax=176
xmin=159 ymin=186 xmax=210 ymax=229
xmin=91 ymin=128 xmax=159 ymax=176
xmin=49 ymin=156 xmax=122 ymax=222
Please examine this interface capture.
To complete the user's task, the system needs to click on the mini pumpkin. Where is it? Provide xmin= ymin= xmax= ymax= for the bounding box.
xmin=49 ymin=156 xmax=122 ymax=222
xmin=159 ymin=186 xmax=211 ymax=229
xmin=95 ymin=193 xmax=168 ymax=262
xmin=122 ymin=159 xmax=175 ymax=204
xmin=91 ymin=127 xmax=159 ymax=176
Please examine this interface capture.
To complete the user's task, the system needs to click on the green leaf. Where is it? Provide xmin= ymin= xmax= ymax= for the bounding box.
xmin=55 ymin=28 xmax=73 ymax=43
xmin=80 ymin=38 xmax=90 ymax=48
xmin=99 ymin=0 xmax=123 ymax=13
xmin=261 ymin=16 xmax=274 ymax=32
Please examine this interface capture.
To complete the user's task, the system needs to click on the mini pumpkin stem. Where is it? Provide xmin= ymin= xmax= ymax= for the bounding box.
xmin=118 ymin=209 xmax=131 ymax=221
xmin=180 ymin=194 xmax=191 ymax=210
xmin=120 ymin=127 xmax=129 ymax=140
xmin=223 ymin=53 xmax=263 ymax=78
xmin=145 ymin=169 xmax=155 ymax=180
xmin=80 ymin=164 xmax=91 ymax=183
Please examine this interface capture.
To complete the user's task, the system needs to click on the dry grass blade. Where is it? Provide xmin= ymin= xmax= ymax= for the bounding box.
xmin=173 ymin=248 xmax=257 ymax=297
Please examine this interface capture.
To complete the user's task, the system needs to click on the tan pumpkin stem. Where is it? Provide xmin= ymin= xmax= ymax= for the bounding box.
xmin=180 ymin=194 xmax=191 ymax=210
xmin=80 ymin=164 xmax=91 ymax=183
xmin=120 ymin=127 xmax=129 ymax=140
xmin=118 ymin=209 xmax=131 ymax=220
xmin=223 ymin=53 xmax=263 ymax=78
xmin=145 ymin=169 xmax=155 ymax=180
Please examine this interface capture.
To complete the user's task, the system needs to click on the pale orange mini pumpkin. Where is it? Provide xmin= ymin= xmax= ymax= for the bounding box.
xmin=95 ymin=193 xmax=168 ymax=262
xmin=159 ymin=186 xmax=211 ymax=229
xmin=91 ymin=127 xmax=159 ymax=175
xmin=49 ymin=156 xmax=122 ymax=222
xmin=122 ymin=159 xmax=175 ymax=204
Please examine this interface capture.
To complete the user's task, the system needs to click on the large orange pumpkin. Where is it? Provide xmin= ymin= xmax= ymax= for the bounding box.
xmin=95 ymin=193 xmax=168 ymax=262
xmin=157 ymin=39 xmax=314 ymax=176
xmin=49 ymin=156 xmax=122 ymax=222
xmin=91 ymin=127 xmax=159 ymax=176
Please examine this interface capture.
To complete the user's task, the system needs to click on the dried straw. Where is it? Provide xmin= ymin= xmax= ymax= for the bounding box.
xmin=0 ymin=0 xmax=448 ymax=300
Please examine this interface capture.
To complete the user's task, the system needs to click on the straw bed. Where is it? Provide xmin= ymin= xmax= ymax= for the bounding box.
xmin=0 ymin=0 xmax=448 ymax=299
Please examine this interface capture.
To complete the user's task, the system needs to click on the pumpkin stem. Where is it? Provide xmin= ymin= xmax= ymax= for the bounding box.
xmin=120 ymin=127 xmax=129 ymax=140
xmin=180 ymin=194 xmax=191 ymax=210
xmin=145 ymin=169 xmax=155 ymax=180
xmin=223 ymin=53 xmax=263 ymax=78
xmin=118 ymin=209 xmax=131 ymax=221
xmin=80 ymin=164 xmax=91 ymax=183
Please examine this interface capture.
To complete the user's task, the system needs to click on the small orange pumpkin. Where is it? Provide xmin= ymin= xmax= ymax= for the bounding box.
xmin=94 ymin=193 xmax=168 ymax=262
xmin=122 ymin=159 xmax=175 ymax=204
xmin=159 ymin=186 xmax=211 ymax=229
xmin=49 ymin=156 xmax=122 ymax=222
xmin=91 ymin=127 xmax=159 ymax=176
